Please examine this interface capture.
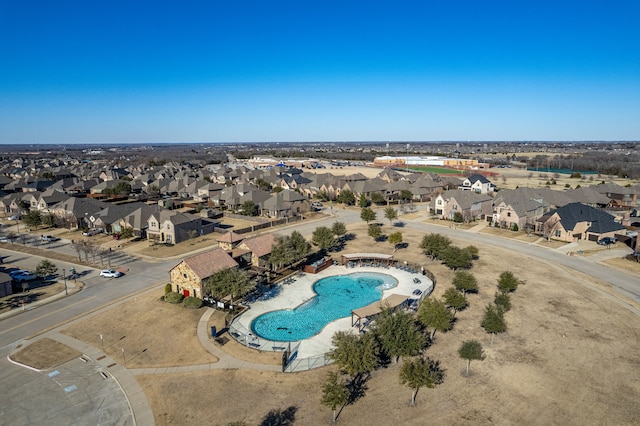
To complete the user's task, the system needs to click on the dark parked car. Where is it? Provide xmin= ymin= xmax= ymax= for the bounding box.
xmin=597 ymin=237 xmax=616 ymax=246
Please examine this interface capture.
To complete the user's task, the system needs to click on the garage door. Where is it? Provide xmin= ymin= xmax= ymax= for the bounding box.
xmin=587 ymin=234 xmax=599 ymax=241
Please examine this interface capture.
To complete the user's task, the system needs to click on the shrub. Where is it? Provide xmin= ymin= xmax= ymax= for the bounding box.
xmin=164 ymin=292 xmax=184 ymax=304
xmin=183 ymin=296 xmax=203 ymax=309
xmin=511 ymin=223 xmax=519 ymax=232
xmin=453 ymin=212 xmax=464 ymax=223
xmin=164 ymin=283 xmax=172 ymax=294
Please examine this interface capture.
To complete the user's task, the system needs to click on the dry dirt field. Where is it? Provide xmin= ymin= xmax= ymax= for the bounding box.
xmin=60 ymin=221 xmax=640 ymax=425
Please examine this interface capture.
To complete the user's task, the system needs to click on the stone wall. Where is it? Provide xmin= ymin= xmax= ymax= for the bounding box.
xmin=170 ymin=262 xmax=203 ymax=299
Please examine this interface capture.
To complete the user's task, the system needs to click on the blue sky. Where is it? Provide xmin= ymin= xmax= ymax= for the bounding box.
xmin=1 ymin=0 xmax=639 ymax=143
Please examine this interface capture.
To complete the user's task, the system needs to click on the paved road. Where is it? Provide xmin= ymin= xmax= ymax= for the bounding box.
xmin=0 ymin=208 xmax=638 ymax=425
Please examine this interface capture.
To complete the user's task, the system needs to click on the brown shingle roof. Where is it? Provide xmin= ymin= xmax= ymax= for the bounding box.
xmin=239 ymin=234 xmax=276 ymax=258
xmin=179 ymin=248 xmax=239 ymax=279
xmin=216 ymin=231 xmax=244 ymax=243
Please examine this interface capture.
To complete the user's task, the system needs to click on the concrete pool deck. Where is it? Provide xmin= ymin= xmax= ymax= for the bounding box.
xmin=233 ymin=264 xmax=434 ymax=359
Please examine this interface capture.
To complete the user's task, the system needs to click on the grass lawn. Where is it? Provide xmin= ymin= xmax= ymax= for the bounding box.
xmin=408 ymin=166 xmax=462 ymax=174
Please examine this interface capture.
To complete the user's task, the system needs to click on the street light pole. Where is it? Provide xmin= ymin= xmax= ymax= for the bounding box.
xmin=122 ymin=347 xmax=126 ymax=366
xmin=63 ymin=268 xmax=67 ymax=295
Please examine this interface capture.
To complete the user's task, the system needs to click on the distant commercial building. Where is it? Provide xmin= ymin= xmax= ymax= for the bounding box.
xmin=373 ymin=156 xmax=480 ymax=169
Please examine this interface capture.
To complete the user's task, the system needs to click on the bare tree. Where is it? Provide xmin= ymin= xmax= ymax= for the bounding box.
xmin=541 ymin=216 xmax=561 ymax=241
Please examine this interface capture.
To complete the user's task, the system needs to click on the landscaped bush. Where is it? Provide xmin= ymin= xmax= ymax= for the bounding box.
xmin=164 ymin=283 xmax=172 ymax=294
xmin=164 ymin=292 xmax=184 ymax=304
xmin=183 ymin=296 xmax=203 ymax=309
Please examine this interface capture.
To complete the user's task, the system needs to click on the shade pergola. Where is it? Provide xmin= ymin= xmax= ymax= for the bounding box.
xmin=341 ymin=253 xmax=395 ymax=266
xmin=351 ymin=294 xmax=409 ymax=332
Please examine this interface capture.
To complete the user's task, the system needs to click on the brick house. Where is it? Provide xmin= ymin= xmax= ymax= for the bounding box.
xmin=169 ymin=248 xmax=239 ymax=298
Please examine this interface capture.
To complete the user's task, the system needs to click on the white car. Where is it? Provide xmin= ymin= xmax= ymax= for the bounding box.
xmin=100 ymin=269 xmax=122 ymax=278
xmin=8 ymin=215 xmax=21 ymax=221
xmin=83 ymin=228 xmax=104 ymax=237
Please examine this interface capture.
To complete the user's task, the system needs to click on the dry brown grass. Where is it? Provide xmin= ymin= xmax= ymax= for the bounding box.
xmin=10 ymin=338 xmax=81 ymax=370
xmin=47 ymin=221 xmax=640 ymax=425
xmin=61 ymin=292 xmax=218 ymax=368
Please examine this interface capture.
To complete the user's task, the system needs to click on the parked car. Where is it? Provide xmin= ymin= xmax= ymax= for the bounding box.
xmin=99 ymin=269 xmax=122 ymax=278
xmin=9 ymin=270 xmax=30 ymax=278
xmin=82 ymin=228 xmax=104 ymax=237
xmin=8 ymin=215 xmax=22 ymax=221
xmin=41 ymin=235 xmax=57 ymax=243
xmin=597 ymin=237 xmax=616 ymax=246
xmin=12 ymin=271 xmax=36 ymax=282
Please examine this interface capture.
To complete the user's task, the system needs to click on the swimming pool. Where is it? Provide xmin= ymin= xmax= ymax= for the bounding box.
xmin=251 ymin=272 xmax=397 ymax=342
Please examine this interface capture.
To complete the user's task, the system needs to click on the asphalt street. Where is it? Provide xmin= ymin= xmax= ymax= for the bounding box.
xmin=0 ymin=207 xmax=638 ymax=426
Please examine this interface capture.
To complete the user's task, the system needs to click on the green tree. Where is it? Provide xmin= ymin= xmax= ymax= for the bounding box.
xmin=443 ymin=287 xmax=468 ymax=317
xmin=312 ymin=226 xmax=335 ymax=253
xmin=336 ymin=189 xmax=355 ymax=205
xmin=120 ymin=227 xmax=134 ymax=239
xmin=374 ymin=308 xmax=425 ymax=364
xmin=321 ymin=372 xmax=349 ymax=423
xmin=113 ymin=181 xmax=132 ymax=195
xmin=203 ymin=268 xmax=252 ymax=303
xmin=331 ymin=221 xmax=347 ymax=240
xmin=440 ymin=246 xmax=473 ymax=270
xmin=368 ymin=223 xmax=382 ymax=242
xmin=388 ymin=232 xmax=403 ymax=252
xmin=42 ymin=213 xmax=56 ymax=228
xmin=481 ymin=304 xmax=507 ymax=344
xmin=400 ymin=189 xmax=413 ymax=203
xmin=269 ymin=232 xmax=310 ymax=270
xmin=452 ymin=271 xmax=478 ymax=297
xmin=494 ymin=291 xmax=512 ymax=312
xmin=399 ymin=357 xmax=444 ymax=406
xmin=240 ymin=201 xmax=259 ymax=216
xmin=420 ymin=233 xmax=451 ymax=260
xmin=465 ymin=245 xmax=479 ymax=259
xmin=384 ymin=207 xmax=398 ymax=225
xmin=289 ymin=230 xmax=311 ymax=261
xmin=417 ymin=298 xmax=453 ymax=341
xmin=329 ymin=331 xmax=380 ymax=380
xmin=360 ymin=207 xmax=376 ymax=224
xmin=458 ymin=340 xmax=485 ymax=377
xmin=370 ymin=191 xmax=385 ymax=205
xmin=497 ymin=271 xmax=521 ymax=294
xmin=23 ymin=210 xmax=43 ymax=230
xmin=453 ymin=212 xmax=464 ymax=223
xmin=358 ymin=193 xmax=370 ymax=208
xmin=34 ymin=259 xmax=58 ymax=280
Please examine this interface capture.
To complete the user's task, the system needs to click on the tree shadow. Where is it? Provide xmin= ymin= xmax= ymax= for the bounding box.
xmin=346 ymin=374 xmax=369 ymax=405
xmin=260 ymin=406 xmax=297 ymax=426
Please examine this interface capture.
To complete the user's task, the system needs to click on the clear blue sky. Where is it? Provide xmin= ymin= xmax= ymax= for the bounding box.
xmin=1 ymin=0 xmax=639 ymax=143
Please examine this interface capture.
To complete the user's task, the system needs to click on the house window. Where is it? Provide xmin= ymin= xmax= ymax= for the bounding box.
xmin=437 ymin=200 xmax=442 ymax=205
xmin=555 ymin=230 xmax=561 ymax=237
xmin=167 ymin=224 xmax=171 ymax=230
xmin=183 ymin=273 xmax=188 ymax=279
xmin=151 ymin=221 xmax=157 ymax=228
xmin=452 ymin=205 xmax=457 ymax=210
xmin=507 ymin=212 xmax=511 ymax=217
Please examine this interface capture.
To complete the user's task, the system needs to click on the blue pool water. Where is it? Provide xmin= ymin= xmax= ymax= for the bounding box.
xmin=251 ymin=272 xmax=397 ymax=342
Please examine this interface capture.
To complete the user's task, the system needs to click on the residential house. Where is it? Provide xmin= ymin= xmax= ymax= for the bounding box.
xmin=48 ymin=197 xmax=110 ymax=229
xmin=169 ymin=248 xmax=239 ymax=299
xmin=492 ymin=189 xmax=550 ymax=230
xmin=431 ymin=189 xmax=493 ymax=221
xmin=593 ymin=183 xmax=640 ymax=208
xmin=459 ymin=174 xmax=495 ymax=194
xmin=535 ymin=202 xmax=625 ymax=242
xmin=147 ymin=210 xmax=215 ymax=244
xmin=262 ymin=190 xmax=310 ymax=218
